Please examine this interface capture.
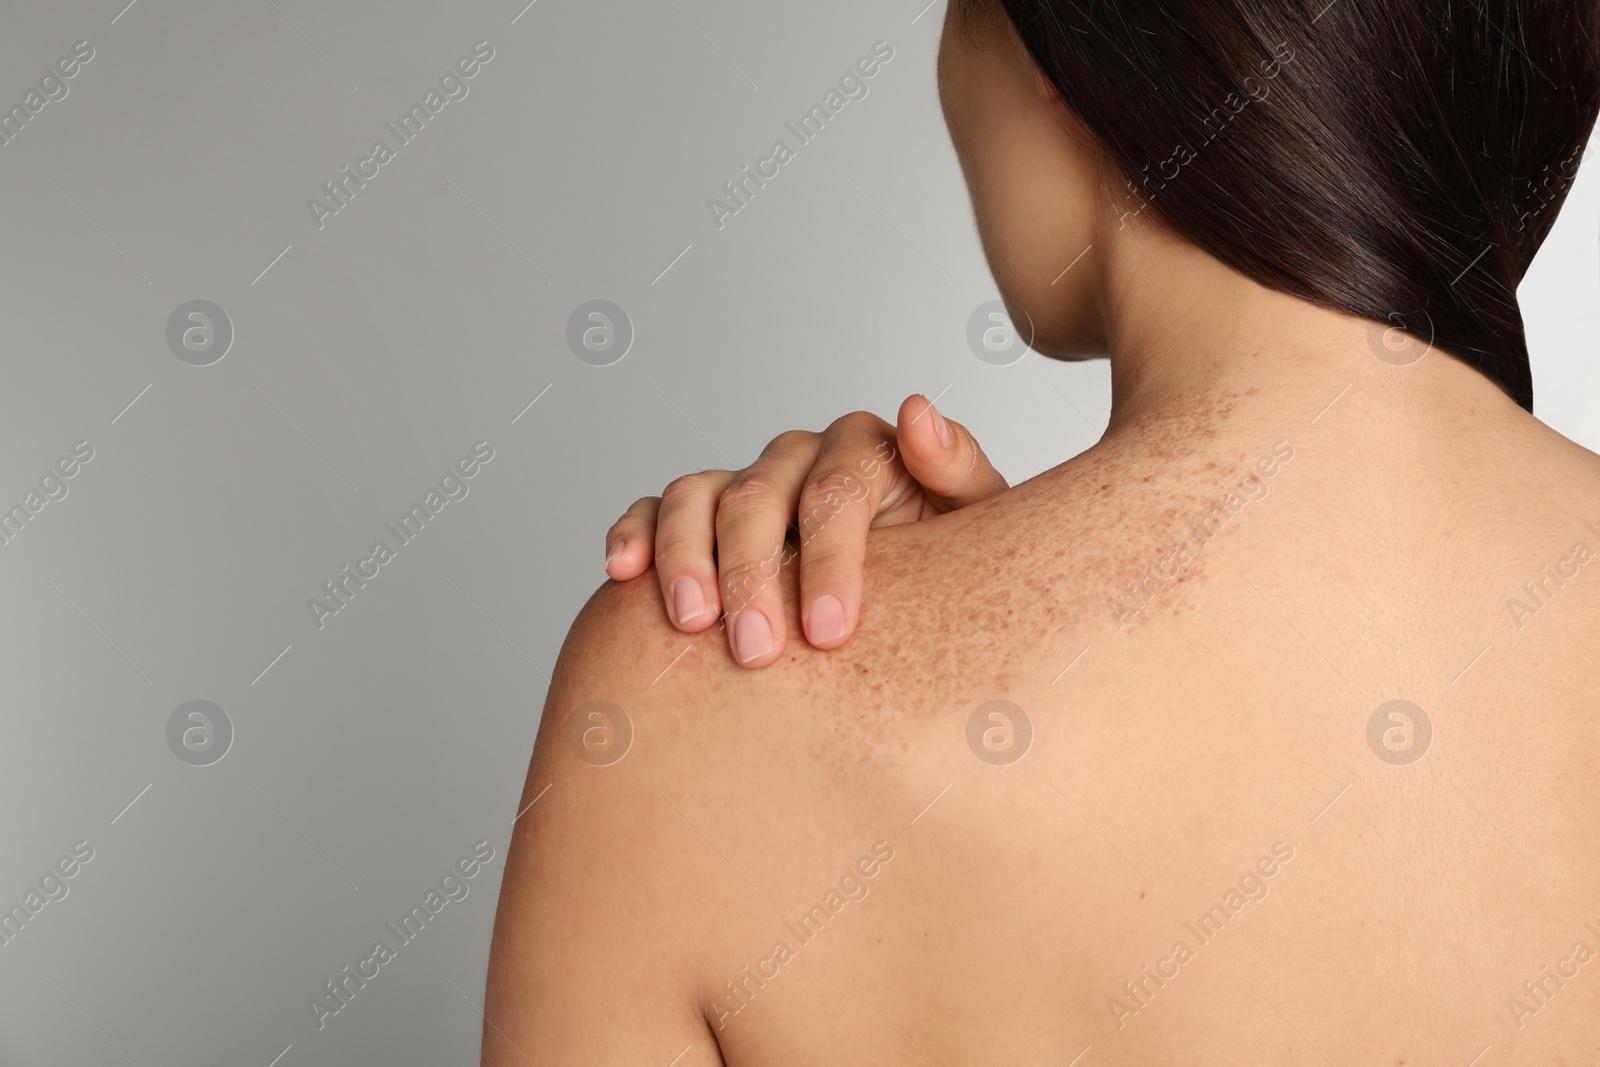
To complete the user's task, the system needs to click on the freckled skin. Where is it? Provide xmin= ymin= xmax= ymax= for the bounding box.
xmin=488 ymin=377 xmax=1600 ymax=1067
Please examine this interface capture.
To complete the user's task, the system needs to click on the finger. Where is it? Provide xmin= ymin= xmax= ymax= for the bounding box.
xmin=654 ymin=470 xmax=739 ymax=633
xmin=603 ymin=497 xmax=660 ymax=581
xmin=896 ymin=394 xmax=1009 ymax=511
xmin=715 ymin=431 xmax=821 ymax=667
xmin=793 ymin=412 xmax=899 ymax=649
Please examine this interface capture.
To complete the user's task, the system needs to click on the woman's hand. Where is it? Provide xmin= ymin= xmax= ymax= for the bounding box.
xmin=603 ymin=395 xmax=1007 ymax=667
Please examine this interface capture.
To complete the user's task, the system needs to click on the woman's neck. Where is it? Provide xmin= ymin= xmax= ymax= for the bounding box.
xmin=1092 ymin=217 xmax=1526 ymax=440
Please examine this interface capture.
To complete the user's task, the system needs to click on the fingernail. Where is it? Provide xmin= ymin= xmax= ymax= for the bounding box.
xmin=733 ymin=611 xmax=773 ymax=663
xmin=672 ymin=577 xmax=705 ymax=625
xmin=929 ymin=402 xmax=952 ymax=448
xmin=806 ymin=594 xmax=846 ymax=645
xmin=605 ymin=539 xmax=625 ymax=566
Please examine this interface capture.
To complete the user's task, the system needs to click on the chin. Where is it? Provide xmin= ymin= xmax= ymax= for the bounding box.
xmin=995 ymin=294 xmax=1105 ymax=362
xmin=1030 ymin=336 xmax=1108 ymax=361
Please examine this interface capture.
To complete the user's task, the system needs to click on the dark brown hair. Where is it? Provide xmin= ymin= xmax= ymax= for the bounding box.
xmin=965 ymin=0 xmax=1600 ymax=411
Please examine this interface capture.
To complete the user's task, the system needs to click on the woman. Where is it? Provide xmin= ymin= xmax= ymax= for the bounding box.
xmin=485 ymin=1 xmax=1600 ymax=1063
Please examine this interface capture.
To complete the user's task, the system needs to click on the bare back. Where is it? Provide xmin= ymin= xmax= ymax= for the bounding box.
xmin=487 ymin=379 xmax=1600 ymax=1066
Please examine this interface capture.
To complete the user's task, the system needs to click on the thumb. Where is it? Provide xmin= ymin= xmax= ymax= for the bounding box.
xmin=895 ymin=394 xmax=1008 ymax=511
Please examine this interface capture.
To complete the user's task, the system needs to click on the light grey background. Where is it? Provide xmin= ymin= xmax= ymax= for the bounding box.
xmin=0 ymin=1 xmax=1595 ymax=1064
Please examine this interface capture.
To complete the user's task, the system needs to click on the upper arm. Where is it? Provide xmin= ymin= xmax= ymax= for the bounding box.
xmin=481 ymin=574 xmax=727 ymax=1067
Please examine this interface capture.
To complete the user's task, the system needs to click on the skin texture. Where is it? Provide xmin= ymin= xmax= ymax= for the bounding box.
xmin=485 ymin=4 xmax=1600 ymax=1064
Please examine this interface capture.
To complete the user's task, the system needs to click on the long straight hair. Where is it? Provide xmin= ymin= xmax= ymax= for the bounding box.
xmin=971 ymin=0 xmax=1600 ymax=411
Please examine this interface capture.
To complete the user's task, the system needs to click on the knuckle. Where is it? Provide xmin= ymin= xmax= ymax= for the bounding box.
xmin=827 ymin=410 xmax=878 ymax=436
xmin=795 ymin=469 xmax=865 ymax=544
xmin=650 ymin=528 xmax=700 ymax=564
xmin=661 ymin=471 xmax=716 ymax=505
xmin=621 ymin=496 xmax=658 ymax=522
xmin=718 ymin=551 xmax=788 ymax=609
xmin=797 ymin=540 xmax=857 ymax=573
xmin=766 ymin=429 xmax=815 ymax=455
xmin=805 ymin=466 xmax=869 ymax=507
xmin=717 ymin=475 xmax=781 ymax=516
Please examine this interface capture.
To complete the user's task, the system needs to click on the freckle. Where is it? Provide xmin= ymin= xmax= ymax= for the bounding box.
xmin=1139 ymin=891 xmax=1146 ymax=899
